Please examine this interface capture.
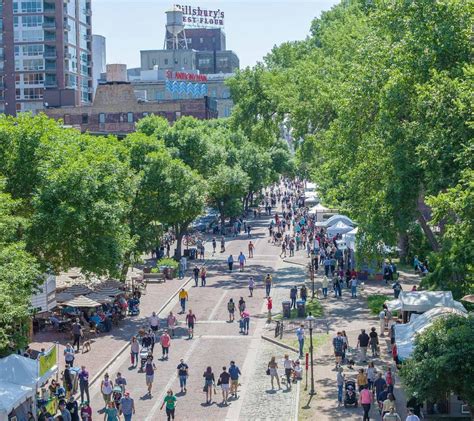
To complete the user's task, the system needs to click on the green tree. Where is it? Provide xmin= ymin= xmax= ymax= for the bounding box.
xmin=401 ymin=315 xmax=474 ymax=418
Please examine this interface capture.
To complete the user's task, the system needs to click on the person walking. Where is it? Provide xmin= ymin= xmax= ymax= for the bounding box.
xmin=322 ymin=276 xmax=329 ymax=298
xmin=229 ymin=361 xmax=241 ymax=398
xmin=149 ymin=311 xmax=159 ymax=332
xmin=359 ymin=386 xmax=372 ymax=421
xmin=383 ymin=407 xmax=401 ymax=421
xmin=72 ymin=319 xmax=83 ymax=352
xmin=227 ymin=298 xmax=235 ymax=322
xmin=367 ymin=362 xmax=377 ymax=393
xmin=203 ymin=366 xmax=216 ymax=405
xmin=405 ymin=408 xmax=421 ymax=421
xmin=351 ymin=276 xmax=358 ymax=298
xmin=80 ymin=401 xmax=92 ymax=421
xmin=220 ymin=236 xmax=226 ymax=253
xmin=64 ymin=343 xmax=75 ymax=367
xmin=238 ymin=297 xmax=246 ymax=313
xmin=78 ymin=366 xmax=90 ymax=404
xmin=103 ymin=401 xmax=119 ymax=421
xmin=119 ymin=392 xmax=135 ymax=421
xmin=185 ymin=310 xmax=196 ymax=339
xmin=248 ymin=277 xmax=255 ymax=297
xmin=264 ymin=274 xmax=273 ymax=297
xmin=193 ymin=265 xmax=200 ymax=287
xmin=337 ymin=367 xmax=345 ymax=405
xmin=333 ymin=332 xmax=344 ymax=368
xmin=167 ymin=312 xmax=177 ymax=338
xmin=283 ymin=354 xmax=293 ymax=389
xmin=144 ymin=356 xmax=156 ymax=397
xmin=178 ymin=289 xmax=188 ymax=314
xmin=382 ymin=393 xmax=396 ymax=418
xmin=241 ymin=310 xmax=250 ymax=335
xmin=114 ymin=372 xmax=127 ymax=393
xmin=160 ymin=330 xmax=171 ymax=360
xmin=227 ymin=254 xmax=234 ymax=272
xmin=357 ymin=368 xmax=369 ymax=392
xmin=267 ymin=356 xmax=281 ymax=390
xmin=200 ymin=266 xmax=207 ymax=287
xmin=160 ymin=390 xmax=177 ymax=421
xmin=66 ymin=396 xmax=79 ymax=421
xmin=357 ymin=329 xmax=370 ymax=363
xmin=218 ymin=367 xmax=231 ymax=405
xmin=177 ymin=359 xmax=189 ymax=393
xmin=374 ymin=372 xmax=387 ymax=400
xmin=248 ymin=241 xmax=255 ymax=258
xmin=130 ymin=336 xmax=139 ymax=368
xmin=300 ymin=284 xmax=308 ymax=302
xmin=290 ymin=286 xmax=297 ymax=309
xmin=296 ymin=323 xmax=305 ymax=358
xmin=100 ymin=373 xmax=113 ymax=410
xmin=212 ymin=237 xmax=217 ymax=255
xmin=238 ymin=252 xmax=246 ymax=272
xmin=369 ymin=327 xmax=379 ymax=357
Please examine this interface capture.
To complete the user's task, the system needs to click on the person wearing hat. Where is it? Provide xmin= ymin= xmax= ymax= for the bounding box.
xmin=80 ymin=401 xmax=92 ymax=421
xmin=120 ymin=391 xmax=135 ymax=421
xmin=405 ymin=408 xmax=420 ymax=421
xmin=66 ymin=396 xmax=79 ymax=421
xmin=59 ymin=400 xmax=72 ymax=421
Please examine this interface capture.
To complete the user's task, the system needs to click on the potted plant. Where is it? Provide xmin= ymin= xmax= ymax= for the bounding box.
xmin=157 ymin=258 xmax=179 ymax=279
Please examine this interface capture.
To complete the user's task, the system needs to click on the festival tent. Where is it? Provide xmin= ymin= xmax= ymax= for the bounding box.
xmin=394 ymin=307 xmax=468 ymax=361
xmin=324 ymin=214 xmax=355 ymax=227
xmin=94 ymin=286 xmax=122 ymax=297
xmin=308 ymin=203 xmax=331 ymax=215
xmin=0 ymin=382 xmax=33 ymax=421
xmin=86 ymin=292 xmax=113 ymax=303
xmin=55 ymin=292 xmax=75 ymax=303
xmin=327 ymin=221 xmax=354 ymax=236
xmin=305 ymin=182 xmax=317 ymax=191
xmin=343 ymin=227 xmax=359 ymax=250
xmin=64 ymin=295 xmax=101 ymax=308
xmin=62 ymin=285 xmax=92 ymax=296
xmin=386 ymin=291 xmax=467 ymax=314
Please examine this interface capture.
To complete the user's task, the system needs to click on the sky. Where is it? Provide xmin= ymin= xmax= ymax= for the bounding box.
xmin=92 ymin=0 xmax=339 ymax=69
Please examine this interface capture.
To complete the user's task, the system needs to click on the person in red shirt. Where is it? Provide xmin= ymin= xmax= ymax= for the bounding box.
xmin=160 ymin=330 xmax=171 ymax=360
xmin=185 ymin=310 xmax=197 ymax=339
xmin=359 ymin=385 xmax=372 ymax=421
xmin=266 ymin=297 xmax=273 ymax=322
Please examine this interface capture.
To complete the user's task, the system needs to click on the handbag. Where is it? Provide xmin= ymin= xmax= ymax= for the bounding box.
xmin=217 ymin=379 xmax=222 ymax=386
xmin=266 ymin=368 xmax=271 ymax=376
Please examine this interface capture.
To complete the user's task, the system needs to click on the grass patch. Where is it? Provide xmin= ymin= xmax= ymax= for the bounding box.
xmin=274 ymin=298 xmax=324 ymax=320
xmin=281 ymin=333 xmax=330 ymax=354
xmin=367 ymin=294 xmax=391 ymax=315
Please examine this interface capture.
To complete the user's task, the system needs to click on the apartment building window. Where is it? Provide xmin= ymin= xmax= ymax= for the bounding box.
xmin=16 ymin=58 xmax=44 ymax=71
xmin=14 ymin=1 xmax=43 ymax=13
xmin=99 ymin=113 xmax=105 ymax=123
xmin=81 ymin=114 xmax=88 ymax=124
xmin=22 ymin=44 xmax=44 ymax=56
xmin=198 ymin=58 xmax=211 ymax=66
xmin=127 ymin=112 xmax=134 ymax=123
xmin=164 ymin=58 xmax=168 ymax=65
xmin=23 ymin=88 xmax=43 ymax=99
xmin=23 ymin=73 xmax=44 ymax=85
xmin=21 ymin=15 xmax=43 ymax=27
xmin=199 ymin=38 xmax=204 ymax=44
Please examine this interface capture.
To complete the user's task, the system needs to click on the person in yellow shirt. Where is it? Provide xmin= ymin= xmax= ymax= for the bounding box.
xmin=179 ymin=289 xmax=188 ymax=314
xmin=357 ymin=368 xmax=368 ymax=392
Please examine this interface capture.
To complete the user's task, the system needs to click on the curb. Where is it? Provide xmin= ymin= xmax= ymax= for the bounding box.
xmin=282 ymin=258 xmax=308 ymax=267
xmin=88 ymin=271 xmax=197 ymax=387
xmin=261 ymin=334 xmax=299 ymax=354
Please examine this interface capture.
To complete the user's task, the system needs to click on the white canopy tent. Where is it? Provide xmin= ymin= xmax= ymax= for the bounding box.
xmin=343 ymin=227 xmax=359 ymax=250
xmin=327 ymin=221 xmax=354 ymax=236
xmin=305 ymin=182 xmax=317 ymax=192
xmin=386 ymin=291 xmax=467 ymax=314
xmin=0 ymin=382 xmax=33 ymax=421
xmin=394 ymin=307 xmax=468 ymax=361
xmin=324 ymin=214 xmax=356 ymax=227
xmin=308 ymin=203 xmax=330 ymax=215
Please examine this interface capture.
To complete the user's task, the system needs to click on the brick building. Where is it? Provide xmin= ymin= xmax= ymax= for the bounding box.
xmin=45 ymin=78 xmax=217 ymax=136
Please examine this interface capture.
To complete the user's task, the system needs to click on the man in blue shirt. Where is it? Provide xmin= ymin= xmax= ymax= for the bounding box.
xmin=290 ymin=286 xmax=298 ymax=309
xmin=228 ymin=360 xmax=242 ymax=398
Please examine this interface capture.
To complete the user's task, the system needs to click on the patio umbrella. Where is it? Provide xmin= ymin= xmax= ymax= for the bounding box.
xmin=55 ymin=292 xmax=75 ymax=303
xmin=64 ymin=295 xmax=101 ymax=308
xmin=86 ymin=292 xmax=113 ymax=304
xmin=95 ymin=287 xmax=122 ymax=297
xmin=63 ymin=285 xmax=92 ymax=296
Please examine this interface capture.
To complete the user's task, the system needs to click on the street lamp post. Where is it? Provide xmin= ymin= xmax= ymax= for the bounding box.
xmin=309 ymin=261 xmax=315 ymax=299
xmin=306 ymin=314 xmax=316 ymax=395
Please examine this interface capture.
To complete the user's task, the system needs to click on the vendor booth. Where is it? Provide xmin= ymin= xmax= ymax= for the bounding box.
xmin=327 ymin=221 xmax=354 ymax=236
xmin=394 ymin=306 xmax=468 ymax=362
xmin=323 ymin=214 xmax=355 ymax=228
xmin=386 ymin=290 xmax=467 ymax=322
xmin=0 ymin=350 xmax=57 ymax=421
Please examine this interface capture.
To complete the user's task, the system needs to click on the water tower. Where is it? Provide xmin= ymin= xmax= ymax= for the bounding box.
xmin=164 ymin=7 xmax=188 ymax=50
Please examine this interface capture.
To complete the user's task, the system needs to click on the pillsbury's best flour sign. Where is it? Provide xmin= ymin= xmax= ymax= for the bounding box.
xmin=175 ymin=5 xmax=225 ymax=28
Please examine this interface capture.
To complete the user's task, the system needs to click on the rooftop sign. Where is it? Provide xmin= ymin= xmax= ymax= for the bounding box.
xmin=166 ymin=70 xmax=208 ymax=82
xmin=174 ymin=5 xmax=224 ymax=28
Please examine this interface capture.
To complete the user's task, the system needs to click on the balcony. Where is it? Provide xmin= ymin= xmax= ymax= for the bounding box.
xmin=43 ymin=20 xmax=56 ymax=30
xmin=44 ymin=33 xmax=56 ymax=42
xmin=44 ymin=4 xmax=56 ymax=14
xmin=44 ymin=49 xmax=57 ymax=59
xmin=44 ymin=78 xmax=57 ymax=88
xmin=45 ymin=62 xmax=57 ymax=72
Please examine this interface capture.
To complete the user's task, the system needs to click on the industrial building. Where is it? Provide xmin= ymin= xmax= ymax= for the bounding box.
xmin=0 ymin=0 xmax=93 ymax=115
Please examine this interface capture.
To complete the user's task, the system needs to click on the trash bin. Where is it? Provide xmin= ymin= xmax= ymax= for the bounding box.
xmin=183 ymin=249 xmax=190 ymax=257
xmin=282 ymin=301 xmax=291 ymax=318
xmin=297 ymin=300 xmax=306 ymax=318
xmin=189 ymin=248 xmax=197 ymax=260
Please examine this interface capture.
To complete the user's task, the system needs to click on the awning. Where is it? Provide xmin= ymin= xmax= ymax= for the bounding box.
xmin=64 ymin=295 xmax=101 ymax=308
xmin=94 ymin=287 xmax=123 ymax=297
xmin=63 ymin=285 xmax=93 ymax=296
xmin=327 ymin=221 xmax=354 ymax=236
xmin=0 ymin=382 xmax=33 ymax=420
xmin=324 ymin=214 xmax=355 ymax=227
xmin=86 ymin=292 xmax=113 ymax=303
xmin=55 ymin=292 xmax=75 ymax=303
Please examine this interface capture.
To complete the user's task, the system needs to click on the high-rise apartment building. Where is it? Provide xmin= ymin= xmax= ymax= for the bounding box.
xmin=0 ymin=0 xmax=93 ymax=116
xmin=91 ymin=34 xmax=106 ymax=97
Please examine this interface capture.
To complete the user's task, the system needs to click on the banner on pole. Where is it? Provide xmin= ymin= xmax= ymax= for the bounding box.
xmin=39 ymin=345 xmax=57 ymax=377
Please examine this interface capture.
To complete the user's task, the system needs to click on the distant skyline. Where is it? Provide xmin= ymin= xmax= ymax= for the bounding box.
xmin=92 ymin=0 xmax=339 ymax=69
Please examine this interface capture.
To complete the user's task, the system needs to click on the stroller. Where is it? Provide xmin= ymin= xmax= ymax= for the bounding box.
xmin=138 ymin=346 xmax=151 ymax=372
xmin=344 ymin=380 xmax=358 ymax=407
xmin=112 ymin=386 xmax=122 ymax=411
xmin=128 ymin=298 xmax=140 ymax=316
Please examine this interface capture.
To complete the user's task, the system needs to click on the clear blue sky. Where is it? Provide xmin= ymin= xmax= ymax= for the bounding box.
xmin=92 ymin=0 xmax=339 ymax=69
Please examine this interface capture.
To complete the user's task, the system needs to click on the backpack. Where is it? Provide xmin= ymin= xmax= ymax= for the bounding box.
xmin=228 ymin=302 xmax=235 ymax=311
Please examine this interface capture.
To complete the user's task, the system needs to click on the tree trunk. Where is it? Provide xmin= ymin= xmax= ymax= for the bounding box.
xmin=397 ymin=232 xmax=409 ymax=264
xmin=120 ymin=250 xmax=132 ymax=282
xmin=417 ymin=192 xmax=440 ymax=252
xmin=175 ymin=230 xmax=183 ymax=260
